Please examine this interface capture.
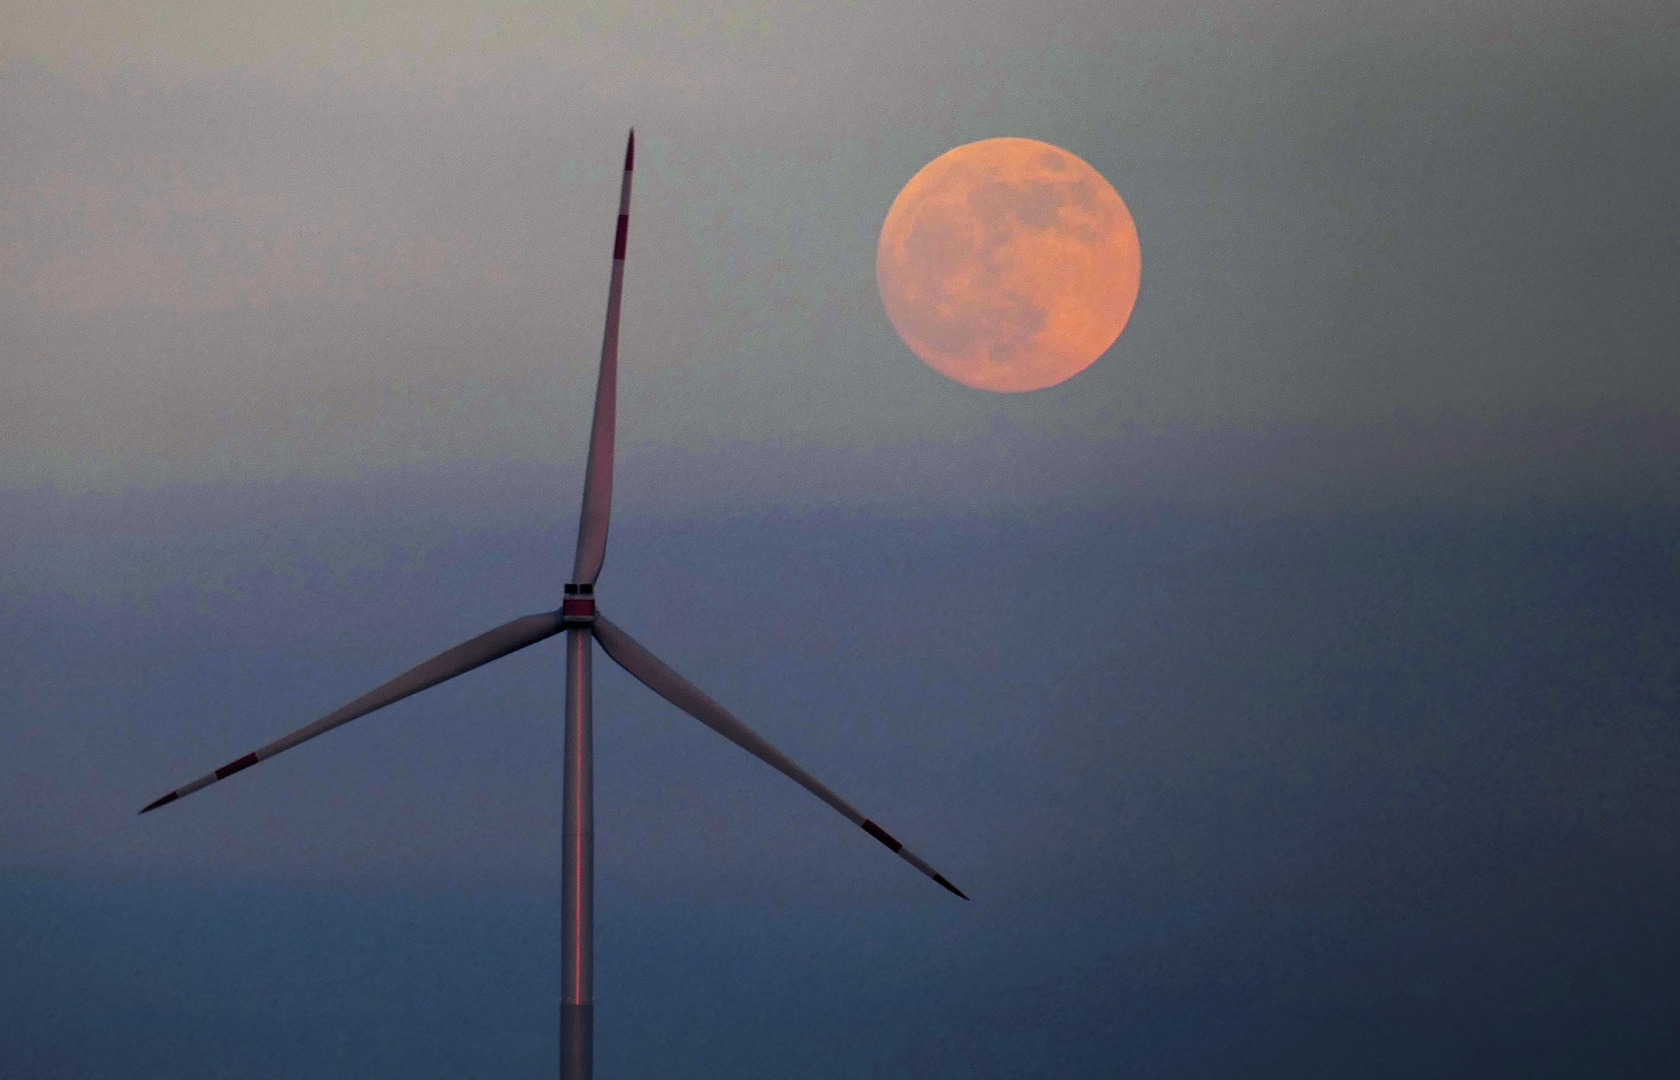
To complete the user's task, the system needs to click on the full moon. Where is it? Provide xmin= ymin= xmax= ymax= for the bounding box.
xmin=876 ymin=138 xmax=1141 ymax=393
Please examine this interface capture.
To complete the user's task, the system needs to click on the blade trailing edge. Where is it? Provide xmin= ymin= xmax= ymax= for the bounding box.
xmin=571 ymin=129 xmax=635 ymax=587
xmin=591 ymin=610 xmax=967 ymax=899
xmin=139 ymin=610 xmax=566 ymax=814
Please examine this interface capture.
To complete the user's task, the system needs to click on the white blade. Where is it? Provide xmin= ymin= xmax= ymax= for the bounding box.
xmin=571 ymin=130 xmax=634 ymax=586
xmin=139 ymin=611 xmax=566 ymax=813
xmin=591 ymin=612 xmax=967 ymax=899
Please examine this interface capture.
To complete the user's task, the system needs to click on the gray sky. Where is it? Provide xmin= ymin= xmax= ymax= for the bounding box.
xmin=4 ymin=3 xmax=1679 ymax=1077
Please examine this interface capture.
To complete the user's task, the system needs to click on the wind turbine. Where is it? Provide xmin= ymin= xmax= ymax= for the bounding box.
xmin=140 ymin=130 xmax=966 ymax=1080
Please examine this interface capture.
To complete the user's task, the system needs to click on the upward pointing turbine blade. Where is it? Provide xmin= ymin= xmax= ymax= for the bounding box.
xmin=571 ymin=130 xmax=634 ymax=586
xmin=591 ymin=612 xmax=968 ymax=899
xmin=138 ymin=611 xmax=567 ymax=814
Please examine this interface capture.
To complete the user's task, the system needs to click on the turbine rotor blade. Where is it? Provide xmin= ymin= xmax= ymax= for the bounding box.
xmin=571 ymin=130 xmax=635 ymax=586
xmin=591 ymin=612 xmax=967 ymax=900
xmin=139 ymin=611 xmax=566 ymax=814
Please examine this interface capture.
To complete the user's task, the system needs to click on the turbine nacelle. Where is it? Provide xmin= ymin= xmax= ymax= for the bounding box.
xmin=561 ymin=584 xmax=596 ymax=625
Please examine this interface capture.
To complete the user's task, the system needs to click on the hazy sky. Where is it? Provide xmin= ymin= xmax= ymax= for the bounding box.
xmin=6 ymin=0 xmax=1676 ymax=507
xmin=5 ymin=3 xmax=1678 ymax=1077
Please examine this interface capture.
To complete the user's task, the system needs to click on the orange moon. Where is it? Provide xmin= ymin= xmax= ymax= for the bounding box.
xmin=876 ymin=138 xmax=1141 ymax=393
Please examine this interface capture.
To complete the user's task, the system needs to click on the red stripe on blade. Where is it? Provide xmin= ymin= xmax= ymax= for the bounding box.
xmin=215 ymin=752 xmax=259 ymax=780
xmin=862 ymin=819 xmax=903 ymax=853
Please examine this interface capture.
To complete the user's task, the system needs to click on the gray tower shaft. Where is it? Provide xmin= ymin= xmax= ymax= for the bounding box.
xmin=562 ymin=626 xmax=594 ymax=1080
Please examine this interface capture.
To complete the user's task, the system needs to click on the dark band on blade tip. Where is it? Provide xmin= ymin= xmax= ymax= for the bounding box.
xmin=139 ymin=791 xmax=179 ymax=815
xmin=214 ymin=752 xmax=260 ymax=780
xmin=933 ymin=874 xmax=969 ymax=901
xmin=613 ymin=215 xmax=629 ymax=260
xmin=861 ymin=819 xmax=902 ymax=853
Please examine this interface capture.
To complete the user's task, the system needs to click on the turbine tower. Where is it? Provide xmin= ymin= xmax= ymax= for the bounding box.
xmin=140 ymin=131 xmax=966 ymax=1080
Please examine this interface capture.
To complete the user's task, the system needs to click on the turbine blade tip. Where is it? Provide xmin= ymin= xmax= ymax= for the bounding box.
xmin=933 ymin=873 xmax=969 ymax=901
xmin=624 ymin=130 xmax=635 ymax=171
xmin=139 ymin=791 xmax=178 ymax=815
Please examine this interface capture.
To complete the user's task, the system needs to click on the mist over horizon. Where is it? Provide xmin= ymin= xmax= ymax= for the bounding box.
xmin=8 ymin=495 xmax=1680 ymax=1076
